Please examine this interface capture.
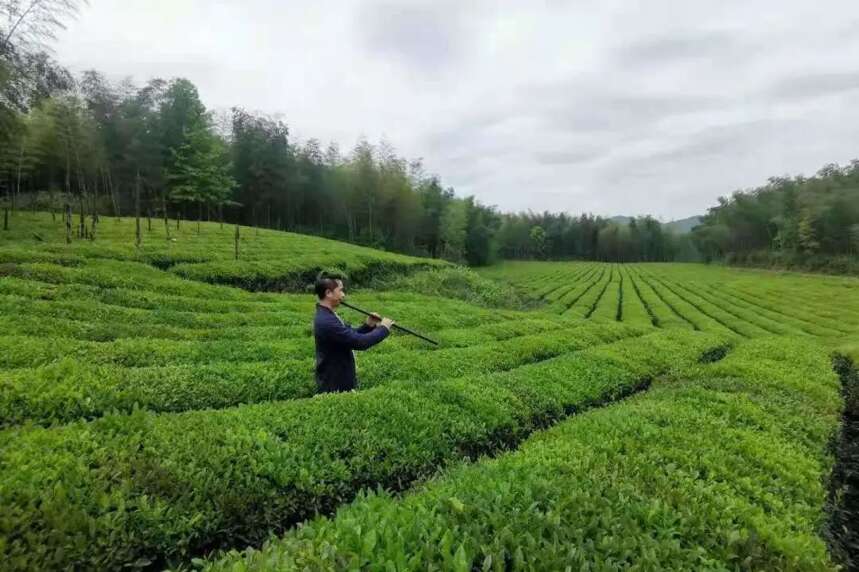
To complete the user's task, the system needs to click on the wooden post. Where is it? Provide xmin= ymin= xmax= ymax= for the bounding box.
xmin=92 ymin=173 xmax=100 ymax=224
xmin=65 ymin=203 xmax=72 ymax=244
xmin=3 ymin=206 xmax=8 ymax=231
xmin=90 ymin=191 xmax=97 ymax=240
xmin=78 ymin=193 xmax=85 ymax=238
xmin=135 ymin=172 xmax=142 ymax=248
xmin=234 ymin=224 xmax=240 ymax=260
xmin=162 ymin=191 xmax=170 ymax=238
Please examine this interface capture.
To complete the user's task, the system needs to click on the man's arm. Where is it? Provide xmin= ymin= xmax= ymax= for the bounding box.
xmin=319 ymin=315 xmax=390 ymax=350
xmin=355 ymin=312 xmax=381 ymax=334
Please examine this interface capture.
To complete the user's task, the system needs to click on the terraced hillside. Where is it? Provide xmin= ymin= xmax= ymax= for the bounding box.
xmin=0 ymin=216 xmax=855 ymax=570
xmin=1 ymin=212 xmax=445 ymax=290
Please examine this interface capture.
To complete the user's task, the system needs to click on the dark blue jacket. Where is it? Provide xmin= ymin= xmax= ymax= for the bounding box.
xmin=313 ymin=303 xmax=390 ymax=393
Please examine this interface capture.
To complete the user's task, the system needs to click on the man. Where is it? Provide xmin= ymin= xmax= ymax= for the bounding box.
xmin=313 ymin=273 xmax=394 ymax=393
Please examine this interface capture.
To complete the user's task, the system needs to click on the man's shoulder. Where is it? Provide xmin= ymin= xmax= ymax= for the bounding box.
xmin=314 ymin=306 xmax=341 ymax=326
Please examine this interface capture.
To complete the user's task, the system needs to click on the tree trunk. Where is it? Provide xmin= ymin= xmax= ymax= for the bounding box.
xmin=135 ymin=172 xmax=142 ymax=248
xmin=3 ymin=207 xmax=8 ymax=231
xmin=107 ymin=170 xmax=119 ymax=217
xmin=197 ymin=202 xmax=202 ymax=234
xmin=147 ymin=208 xmax=152 ymax=232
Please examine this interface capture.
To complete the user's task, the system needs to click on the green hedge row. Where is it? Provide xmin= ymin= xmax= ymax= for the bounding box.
xmin=0 ymin=302 xmax=519 ymax=369
xmin=0 ymin=313 xmax=310 ymax=342
xmin=626 ymin=266 xmax=696 ymax=330
xmin=674 ymin=281 xmax=804 ymax=336
xmin=0 ymin=292 xmax=307 ymax=332
xmin=618 ymin=266 xmax=656 ymax=327
xmin=709 ymin=284 xmax=847 ymax=338
xmin=0 ymin=329 xmax=724 ymax=570
xmin=638 ymin=272 xmax=735 ymax=335
xmin=588 ymin=267 xmax=620 ymax=322
xmin=207 ymin=336 xmax=841 ymax=571
xmin=0 ymin=335 xmax=313 ymax=369
xmin=1 ymin=212 xmax=446 ymax=292
xmin=646 ymin=274 xmax=760 ymax=338
xmin=0 ymin=319 xmax=616 ymax=427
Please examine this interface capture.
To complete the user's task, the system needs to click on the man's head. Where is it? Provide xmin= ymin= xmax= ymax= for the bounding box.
xmin=315 ymin=273 xmax=346 ymax=307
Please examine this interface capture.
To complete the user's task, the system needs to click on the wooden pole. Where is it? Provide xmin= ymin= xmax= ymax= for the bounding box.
xmin=135 ymin=172 xmax=142 ymax=248
xmin=65 ymin=202 xmax=72 ymax=244
xmin=234 ymin=224 xmax=240 ymax=260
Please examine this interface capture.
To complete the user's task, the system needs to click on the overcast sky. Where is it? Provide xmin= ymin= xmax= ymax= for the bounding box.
xmin=54 ymin=0 xmax=859 ymax=220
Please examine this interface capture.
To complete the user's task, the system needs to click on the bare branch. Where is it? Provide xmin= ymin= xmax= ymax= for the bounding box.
xmin=1 ymin=0 xmax=85 ymax=55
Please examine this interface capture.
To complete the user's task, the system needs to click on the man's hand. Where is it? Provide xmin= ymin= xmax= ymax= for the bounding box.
xmin=365 ymin=312 xmax=382 ymax=328
xmin=380 ymin=317 xmax=395 ymax=330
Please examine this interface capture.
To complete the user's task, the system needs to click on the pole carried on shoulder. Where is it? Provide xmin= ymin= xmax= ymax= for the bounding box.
xmin=340 ymin=300 xmax=439 ymax=346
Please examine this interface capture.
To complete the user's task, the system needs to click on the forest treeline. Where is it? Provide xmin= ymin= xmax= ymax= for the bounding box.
xmin=2 ymin=1 xmax=857 ymax=271
xmin=692 ymin=164 xmax=859 ymax=273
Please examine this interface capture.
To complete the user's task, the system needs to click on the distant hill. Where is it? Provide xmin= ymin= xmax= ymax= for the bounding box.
xmin=608 ymin=216 xmax=633 ymax=225
xmin=607 ymin=215 xmax=702 ymax=234
xmin=664 ymin=216 xmax=702 ymax=234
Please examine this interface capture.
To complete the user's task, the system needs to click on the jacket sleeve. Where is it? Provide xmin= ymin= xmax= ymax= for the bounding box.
xmin=355 ymin=323 xmax=374 ymax=334
xmin=318 ymin=316 xmax=390 ymax=350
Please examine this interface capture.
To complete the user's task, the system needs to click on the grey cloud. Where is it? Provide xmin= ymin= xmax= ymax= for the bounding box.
xmin=357 ymin=2 xmax=468 ymax=71
xmin=422 ymin=109 xmax=510 ymax=154
xmin=535 ymin=86 xmax=729 ymax=133
xmin=767 ymin=71 xmax=859 ymax=101
xmin=643 ymin=119 xmax=794 ymax=163
xmin=614 ymin=30 xmax=748 ymax=67
xmin=534 ymin=149 xmax=603 ymax=165
xmin=52 ymin=1 xmax=859 ymax=220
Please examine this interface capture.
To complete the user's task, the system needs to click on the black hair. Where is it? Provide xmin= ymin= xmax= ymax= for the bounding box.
xmin=314 ymin=272 xmax=345 ymax=299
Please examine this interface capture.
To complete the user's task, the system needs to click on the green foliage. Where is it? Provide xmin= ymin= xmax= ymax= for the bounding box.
xmin=166 ymin=122 xmax=235 ymax=211
xmin=496 ymin=213 xmax=691 ymax=263
xmin=0 ymin=318 xmax=625 ymax=427
xmin=694 ymin=162 xmax=859 ymax=273
xmin=207 ymin=337 xmax=841 ymax=571
xmin=480 ymin=260 xmax=859 ymax=344
xmin=0 ymin=330 xmax=723 ymax=570
xmin=381 ymin=266 xmax=530 ymax=310
xmin=0 ymin=213 xmax=446 ymax=290
xmin=1 ymin=221 xmax=857 ymax=570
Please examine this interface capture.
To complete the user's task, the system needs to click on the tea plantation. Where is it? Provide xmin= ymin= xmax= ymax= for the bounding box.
xmin=0 ymin=213 xmax=856 ymax=570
